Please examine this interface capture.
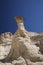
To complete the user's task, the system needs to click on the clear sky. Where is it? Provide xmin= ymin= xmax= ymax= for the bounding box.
xmin=0 ymin=0 xmax=43 ymax=34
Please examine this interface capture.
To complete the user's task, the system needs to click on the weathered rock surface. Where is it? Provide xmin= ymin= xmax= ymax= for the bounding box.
xmin=12 ymin=56 xmax=27 ymax=65
xmin=0 ymin=57 xmax=43 ymax=65
xmin=0 ymin=32 xmax=13 ymax=59
xmin=6 ymin=16 xmax=43 ymax=62
xmin=0 ymin=16 xmax=43 ymax=65
xmin=0 ymin=32 xmax=13 ymax=44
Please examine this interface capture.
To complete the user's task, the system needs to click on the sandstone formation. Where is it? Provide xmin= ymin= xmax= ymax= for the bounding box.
xmin=0 ymin=32 xmax=13 ymax=44
xmin=1 ymin=16 xmax=43 ymax=61
xmin=0 ymin=16 xmax=43 ymax=65
xmin=0 ymin=32 xmax=13 ymax=59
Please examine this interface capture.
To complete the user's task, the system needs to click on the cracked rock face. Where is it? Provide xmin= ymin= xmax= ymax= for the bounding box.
xmin=0 ymin=32 xmax=13 ymax=59
xmin=0 ymin=32 xmax=13 ymax=44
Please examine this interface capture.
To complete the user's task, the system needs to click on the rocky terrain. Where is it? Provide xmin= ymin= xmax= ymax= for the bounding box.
xmin=0 ymin=16 xmax=43 ymax=65
xmin=0 ymin=33 xmax=43 ymax=65
xmin=0 ymin=32 xmax=13 ymax=59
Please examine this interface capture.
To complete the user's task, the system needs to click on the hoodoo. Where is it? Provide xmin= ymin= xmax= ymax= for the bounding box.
xmin=1 ymin=16 xmax=43 ymax=62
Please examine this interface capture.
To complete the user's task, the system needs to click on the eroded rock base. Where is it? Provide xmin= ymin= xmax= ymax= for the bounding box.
xmin=0 ymin=56 xmax=43 ymax=65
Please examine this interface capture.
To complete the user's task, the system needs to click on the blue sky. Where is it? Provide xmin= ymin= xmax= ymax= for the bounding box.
xmin=0 ymin=0 xmax=43 ymax=34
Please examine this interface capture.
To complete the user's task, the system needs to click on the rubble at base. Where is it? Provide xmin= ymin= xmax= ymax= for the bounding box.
xmin=0 ymin=56 xmax=43 ymax=65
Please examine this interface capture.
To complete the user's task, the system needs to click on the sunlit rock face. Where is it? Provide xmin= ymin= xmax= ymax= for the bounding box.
xmin=0 ymin=16 xmax=43 ymax=65
xmin=0 ymin=32 xmax=13 ymax=59
xmin=3 ymin=16 xmax=43 ymax=63
xmin=0 ymin=32 xmax=13 ymax=44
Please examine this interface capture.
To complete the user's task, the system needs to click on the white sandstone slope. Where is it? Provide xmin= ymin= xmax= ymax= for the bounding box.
xmin=2 ymin=16 xmax=43 ymax=63
xmin=0 ymin=32 xmax=13 ymax=59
